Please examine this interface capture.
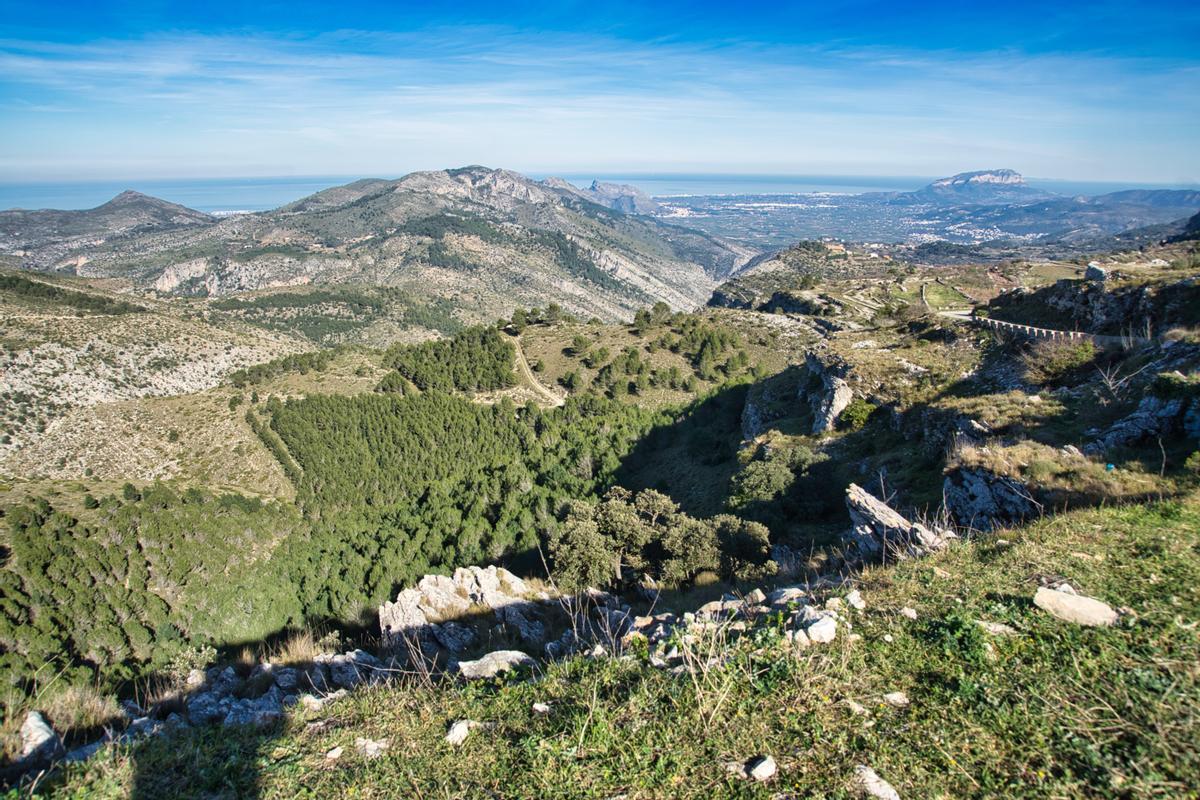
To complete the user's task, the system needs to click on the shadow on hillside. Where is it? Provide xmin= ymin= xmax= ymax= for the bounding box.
xmin=23 ymin=562 xmax=673 ymax=798
xmin=614 ymin=381 xmax=750 ymax=518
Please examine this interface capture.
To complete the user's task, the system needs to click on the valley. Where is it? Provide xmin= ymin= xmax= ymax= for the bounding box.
xmin=0 ymin=168 xmax=1198 ymax=799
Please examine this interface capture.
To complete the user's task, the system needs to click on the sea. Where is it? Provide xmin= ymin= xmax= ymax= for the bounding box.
xmin=0 ymin=173 xmax=1192 ymax=214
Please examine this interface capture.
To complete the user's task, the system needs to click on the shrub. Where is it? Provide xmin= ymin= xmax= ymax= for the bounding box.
xmin=550 ymin=488 xmax=775 ymax=591
xmin=838 ymin=397 xmax=876 ymax=432
xmin=1020 ymin=338 xmax=1097 ymax=385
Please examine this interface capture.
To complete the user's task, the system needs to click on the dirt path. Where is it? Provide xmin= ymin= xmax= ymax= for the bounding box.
xmin=510 ymin=336 xmax=566 ymax=407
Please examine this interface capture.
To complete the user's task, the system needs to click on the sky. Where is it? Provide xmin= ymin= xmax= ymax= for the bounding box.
xmin=1 ymin=0 xmax=1198 ymax=184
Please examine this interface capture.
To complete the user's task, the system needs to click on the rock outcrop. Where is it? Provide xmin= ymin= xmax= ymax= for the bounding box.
xmin=943 ymin=467 xmax=1037 ymax=531
xmin=379 ymin=565 xmax=545 ymax=658
xmin=844 ymin=483 xmax=955 ymax=560
xmin=1084 ymin=394 xmax=1191 ymax=454
xmin=805 ymin=351 xmax=854 ymax=434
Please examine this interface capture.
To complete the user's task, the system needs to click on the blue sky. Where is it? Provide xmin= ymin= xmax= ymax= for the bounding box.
xmin=1 ymin=0 xmax=1197 ymax=183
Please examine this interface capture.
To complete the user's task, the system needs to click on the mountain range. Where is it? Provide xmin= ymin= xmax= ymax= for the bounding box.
xmin=0 ymin=167 xmax=755 ymax=322
xmin=3 ymin=167 xmax=1198 ymax=324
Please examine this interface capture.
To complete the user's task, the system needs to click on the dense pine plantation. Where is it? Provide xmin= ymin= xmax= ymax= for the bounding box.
xmin=0 ymin=327 xmax=686 ymax=697
xmin=0 ymin=490 xmax=304 ymax=691
xmin=267 ymin=389 xmax=670 ymax=617
xmin=380 ymin=326 xmax=517 ymax=392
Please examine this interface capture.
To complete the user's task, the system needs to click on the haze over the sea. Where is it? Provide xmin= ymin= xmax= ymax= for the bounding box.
xmin=3 ymin=173 xmax=1197 ymax=214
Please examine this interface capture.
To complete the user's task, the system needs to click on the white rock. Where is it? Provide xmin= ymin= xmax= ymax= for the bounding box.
xmin=845 ymin=590 xmax=866 ymax=610
xmin=747 ymin=754 xmax=777 ymax=781
xmin=354 ymin=737 xmax=389 ymax=759
xmin=445 ymin=719 xmax=478 ymax=746
xmin=899 ymin=607 xmax=918 ymax=620
xmin=1033 ymin=587 xmax=1117 ymax=627
xmin=456 ymin=649 xmax=535 ymax=680
xmin=532 ymin=702 xmax=552 ymax=715
xmin=768 ymin=587 xmax=808 ymax=606
xmin=325 ymin=746 xmax=343 ymax=760
xmin=825 ymin=597 xmax=844 ymax=611
xmin=976 ymin=620 xmax=1018 ymax=636
xmin=806 ymin=616 xmax=838 ymax=644
xmin=19 ymin=711 xmax=64 ymax=762
xmin=744 ymin=588 xmax=767 ymax=605
xmin=882 ymin=691 xmax=909 ymax=708
xmin=850 ymin=765 xmax=901 ymax=799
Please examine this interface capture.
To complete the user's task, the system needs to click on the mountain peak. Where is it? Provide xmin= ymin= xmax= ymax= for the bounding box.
xmin=105 ymin=189 xmax=156 ymax=204
xmin=929 ymin=169 xmax=1026 ymax=189
xmin=911 ymin=169 xmax=1048 ymax=205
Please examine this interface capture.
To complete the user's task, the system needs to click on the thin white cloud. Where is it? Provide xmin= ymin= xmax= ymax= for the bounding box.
xmin=0 ymin=30 xmax=1195 ymax=181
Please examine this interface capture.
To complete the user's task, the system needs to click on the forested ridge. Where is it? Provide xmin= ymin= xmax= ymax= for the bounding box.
xmin=0 ymin=319 xmax=795 ymax=700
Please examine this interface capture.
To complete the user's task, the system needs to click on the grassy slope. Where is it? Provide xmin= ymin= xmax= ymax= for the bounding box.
xmin=45 ymin=494 xmax=1199 ymax=798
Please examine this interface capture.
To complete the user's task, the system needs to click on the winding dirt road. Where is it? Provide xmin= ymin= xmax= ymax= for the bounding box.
xmin=509 ymin=336 xmax=566 ymax=407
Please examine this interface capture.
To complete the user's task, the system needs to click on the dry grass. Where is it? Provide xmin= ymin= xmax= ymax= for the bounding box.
xmin=953 ymin=440 xmax=1170 ymax=504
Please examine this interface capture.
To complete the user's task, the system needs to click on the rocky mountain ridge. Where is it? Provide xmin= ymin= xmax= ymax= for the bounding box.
xmin=0 ymin=167 xmax=756 ymax=322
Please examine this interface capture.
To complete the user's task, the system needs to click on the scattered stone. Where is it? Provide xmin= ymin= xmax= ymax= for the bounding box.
xmin=845 ymin=699 xmax=868 ymax=716
xmin=746 ymin=754 xmax=778 ymax=782
xmin=186 ymin=692 xmax=228 ymax=725
xmin=976 ymin=621 xmax=1018 ymax=636
xmin=325 ymin=746 xmax=343 ymax=760
xmin=768 ymin=586 xmax=808 ymax=606
xmin=795 ymin=604 xmax=823 ymax=625
xmin=825 ymin=597 xmax=844 ymax=611
xmin=456 ymin=649 xmax=535 ymax=680
xmin=883 ymin=634 xmax=894 ymax=643
xmin=850 ymin=764 xmax=902 ymax=799
xmin=806 ymin=616 xmax=838 ymax=644
xmin=882 ymin=691 xmax=909 ymax=708
xmin=1085 ymin=395 xmax=1186 ymax=455
xmin=299 ymin=689 xmax=347 ymax=712
xmin=744 ymin=588 xmax=767 ymax=605
xmin=845 ymin=589 xmax=866 ymax=610
xmin=354 ymin=737 xmax=389 ymax=760
xmin=63 ymin=740 xmax=105 ymax=764
xmin=1033 ymin=587 xmax=1118 ymax=626
xmin=787 ymin=628 xmax=811 ymax=649
xmin=1061 ymin=444 xmax=1084 ymax=458
xmin=1084 ymin=262 xmax=1108 ymax=282
xmin=899 ymin=607 xmax=918 ymax=620
xmin=445 ymin=719 xmax=478 ymax=746
xmin=19 ymin=711 xmax=64 ymax=763
xmin=532 ymin=702 xmax=552 ymax=715
xmin=273 ymin=667 xmax=299 ymax=691
xmin=727 ymin=754 xmax=777 ymax=781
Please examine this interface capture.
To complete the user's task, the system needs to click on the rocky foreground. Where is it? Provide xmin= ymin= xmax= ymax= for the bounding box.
xmin=9 ymin=481 xmax=1126 ymax=793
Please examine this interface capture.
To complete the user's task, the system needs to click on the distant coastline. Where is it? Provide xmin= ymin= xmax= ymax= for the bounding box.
xmin=2 ymin=172 xmax=1196 ymax=214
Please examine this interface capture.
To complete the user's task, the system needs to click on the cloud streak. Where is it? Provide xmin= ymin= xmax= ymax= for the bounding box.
xmin=0 ymin=28 xmax=1196 ymax=181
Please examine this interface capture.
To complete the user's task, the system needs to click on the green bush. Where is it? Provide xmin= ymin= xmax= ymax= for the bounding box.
xmin=549 ymin=487 xmax=774 ymax=591
xmin=837 ymin=397 xmax=876 ymax=432
xmin=1020 ymin=338 xmax=1097 ymax=385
